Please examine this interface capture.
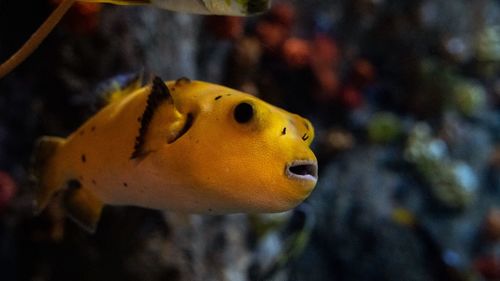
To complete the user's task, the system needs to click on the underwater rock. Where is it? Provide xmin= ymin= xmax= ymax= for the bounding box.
xmin=476 ymin=26 xmax=500 ymax=62
xmin=441 ymin=113 xmax=493 ymax=172
xmin=405 ymin=123 xmax=479 ymax=210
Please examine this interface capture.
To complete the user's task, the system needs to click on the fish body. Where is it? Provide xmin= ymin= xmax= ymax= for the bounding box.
xmin=33 ymin=77 xmax=317 ymax=232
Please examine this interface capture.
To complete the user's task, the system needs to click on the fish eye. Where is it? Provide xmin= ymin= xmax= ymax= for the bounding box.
xmin=233 ymin=102 xmax=254 ymax=124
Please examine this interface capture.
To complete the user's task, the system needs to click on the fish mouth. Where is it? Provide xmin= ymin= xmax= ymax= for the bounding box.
xmin=286 ymin=160 xmax=318 ymax=182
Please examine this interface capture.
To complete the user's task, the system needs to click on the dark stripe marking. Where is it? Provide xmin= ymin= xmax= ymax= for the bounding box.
xmin=81 ymin=154 xmax=86 ymax=163
xmin=131 ymin=76 xmax=171 ymax=159
xmin=67 ymin=179 xmax=82 ymax=189
xmin=215 ymin=95 xmax=222 ymax=101
xmin=281 ymin=127 xmax=287 ymax=135
xmin=302 ymin=133 xmax=309 ymax=141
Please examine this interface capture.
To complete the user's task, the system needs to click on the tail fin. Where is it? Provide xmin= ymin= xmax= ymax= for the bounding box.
xmin=32 ymin=136 xmax=66 ymax=214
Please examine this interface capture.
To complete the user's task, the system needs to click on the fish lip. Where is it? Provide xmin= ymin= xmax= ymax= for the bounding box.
xmin=285 ymin=160 xmax=318 ymax=182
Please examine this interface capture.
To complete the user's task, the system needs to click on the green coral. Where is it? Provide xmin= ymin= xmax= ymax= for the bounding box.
xmin=405 ymin=124 xmax=478 ymax=210
xmin=452 ymin=80 xmax=487 ymax=117
xmin=476 ymin=26 xmax=500 ymax=62
xmin=367 ymin=112 xmax=403 ymax=144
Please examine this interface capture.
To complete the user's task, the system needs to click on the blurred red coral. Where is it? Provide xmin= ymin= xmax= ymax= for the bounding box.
xmin=484 ymin=208 xmax=500 ymax=241
xmin=341 ymin=85 xmax=364 ymax=109
xmin=351 ymin=58 xmax=376 ymax=87
xmin=474 ymin=256 xmax=500 ymax=280
xmin=282 ymin=38 xmax=310 ymax=68
xmin=311 ymin=35 xmax=341 ymax=68
xmin=310 ymin=35 xmax=342 ymax=102
xmin=256 ymin=20 xmax=289 ymax=51
xmin=50 ymin=0 xmax=102 ymax=34
xmin=0 ymin=171 xmax=16 ymax=213
xmin=315 ymin=69 xmax=341 ymax=102
xmin=256 ymin=2 xmax=296 ymax=51
xmin=204 ymin=16 xmax=245 ymax=40
xmin=266 ymin=2 xmax=296 ymax=30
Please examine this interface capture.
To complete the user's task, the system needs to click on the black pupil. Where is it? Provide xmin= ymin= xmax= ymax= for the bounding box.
xmin=234 ymin=102 xmax=254 ymax=123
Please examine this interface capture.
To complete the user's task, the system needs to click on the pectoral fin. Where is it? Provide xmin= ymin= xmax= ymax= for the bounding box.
xmin=63 ymin=181 xmax=103 ymax=233
xmin=94 ymin=72 xmax=144 ymax=110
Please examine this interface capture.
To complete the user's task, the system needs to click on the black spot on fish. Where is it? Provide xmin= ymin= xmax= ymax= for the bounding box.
xmin=91 ymin=126 xmax=96 ymax=132
xmin=208 ymin=208 xmax=213 ymax=212
xmin=67 ymin=179 xmax=82 ymax=189
xmin=226 ymin=94 xmax=232 ymax=96
xmin=92 ymin=179 xmax=97 ymax=185
xmin=81 ymin=154 xmax=86 ymax=163
xmin=281 ymin=127 xmax=287 ymax=135
xmin=123 ymin=182 xmax=128 ymax=187
xmin=302 ymin=133 xmax=309 ymax=141
xmin=215 ymin=95 xmax=222 ymax=101
xmin=137 ymin=117 xmax=142 ymax=122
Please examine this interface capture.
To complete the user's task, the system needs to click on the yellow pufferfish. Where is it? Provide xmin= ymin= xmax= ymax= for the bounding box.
xmin=33 ymin=76 xmax=318 ymax=232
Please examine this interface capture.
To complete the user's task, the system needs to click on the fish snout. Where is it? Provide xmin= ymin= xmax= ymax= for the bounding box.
xmin=284 ymin=115 xmax=314 ymax=145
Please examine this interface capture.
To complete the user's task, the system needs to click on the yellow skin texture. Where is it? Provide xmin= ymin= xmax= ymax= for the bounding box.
xmin=53 ymin=80 xmax=317 ymax=214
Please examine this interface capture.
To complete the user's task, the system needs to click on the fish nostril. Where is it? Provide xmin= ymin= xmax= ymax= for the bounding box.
xmin=303 ymin=120 xmax=310 ymax=131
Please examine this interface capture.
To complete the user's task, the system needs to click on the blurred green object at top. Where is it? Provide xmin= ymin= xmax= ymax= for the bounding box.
xmin=367 ymin=112 xmax=403 ymax=144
